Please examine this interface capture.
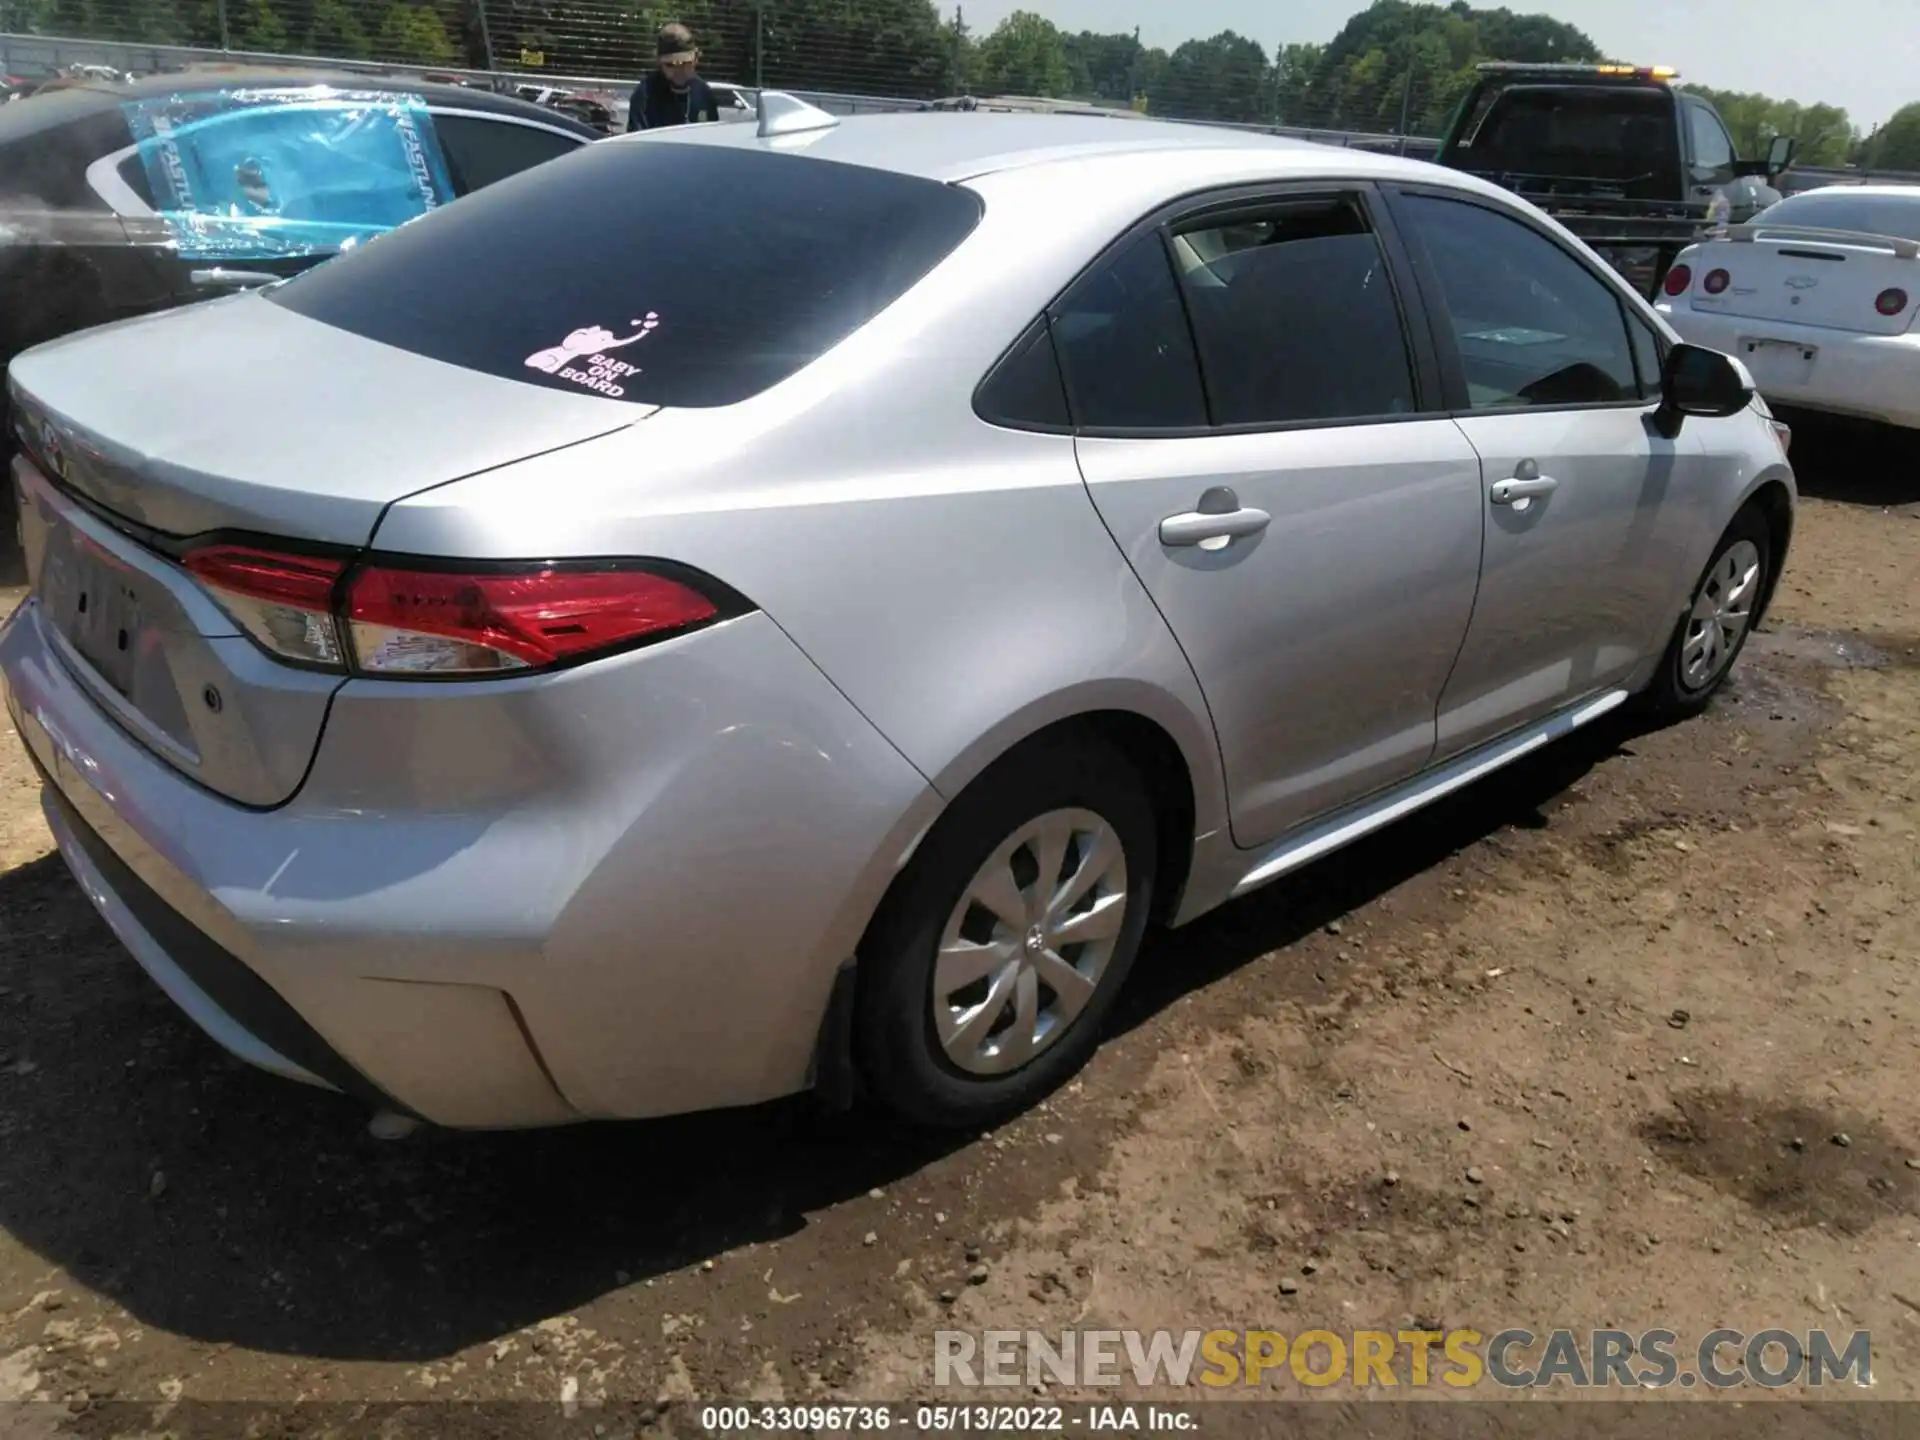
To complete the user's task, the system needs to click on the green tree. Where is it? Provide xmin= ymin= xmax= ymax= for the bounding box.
xmin=1866 ymin=103 xmax=1920 ymax=171
xmin=374 ymin=2 xmax=455 ymax=62
xmin=1154 ymin=30 xmax=1268 ymax=122
xmin=305 ymin=0 xmax=371 ymax=58
xmin=1062 ymin=27 xmax=1144 ymax=105
xmin=1272 ymin=41 xmax=1323 ymax=125
xmin=973 ymin=10 xmax=1070 ymax=97
xmin=231 ymin=0 xmax=289 ymax=52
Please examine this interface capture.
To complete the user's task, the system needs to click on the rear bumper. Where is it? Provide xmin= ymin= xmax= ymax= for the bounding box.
xmin=1 ymin=596 xmax=942 ymax=1128
xmin=33 ymin=755 xmax=412 ymax=1112
xmin=1659 ymin=304 xmax=1920 ymax=430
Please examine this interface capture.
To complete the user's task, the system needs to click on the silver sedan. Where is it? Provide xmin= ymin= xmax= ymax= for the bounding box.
xmin=1 ymin=98 xmax=1795 ymax=1132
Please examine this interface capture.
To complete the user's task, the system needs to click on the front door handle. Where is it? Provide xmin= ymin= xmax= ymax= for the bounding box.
xmin=1490 ymin=476 xmax=1558 ymax=505
xmin=1160 ymin=503 xmax=1272 ymax=548
xmin=190 ymin=267 xmax=282 ymax=290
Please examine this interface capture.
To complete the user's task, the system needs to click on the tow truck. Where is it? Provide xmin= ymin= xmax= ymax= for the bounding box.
xmin=1435 ymin=62 xmax=1798 ymax=299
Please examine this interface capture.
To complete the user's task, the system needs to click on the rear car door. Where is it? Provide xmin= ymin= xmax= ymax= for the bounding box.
xmin=1063 ymin=185 xmax=1487 ymax=848
xmin=1385 ymin=184 xmax=1700 ymax=757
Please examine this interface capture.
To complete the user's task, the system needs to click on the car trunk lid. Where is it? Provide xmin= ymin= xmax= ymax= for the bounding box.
xmin=7 ymin=290 xmax=648 ymax=545
xmin=7 ymin=292 xmax=647 ymax=806
xmin=1685 ymin=226 xmax=1920 ymax=336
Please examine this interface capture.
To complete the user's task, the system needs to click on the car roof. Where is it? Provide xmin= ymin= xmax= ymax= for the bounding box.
xmin=0 ymin=67 xmax=597 ymax=141
xmin=607 ymin=108 xmax=1446 ymax=186
xmin=1784 ymin=184 xmax=1920 ymax=200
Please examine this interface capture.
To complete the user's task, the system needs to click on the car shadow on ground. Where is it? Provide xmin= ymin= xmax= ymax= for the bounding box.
xmin=1777 ymin=410 xmax=1920 ymax=508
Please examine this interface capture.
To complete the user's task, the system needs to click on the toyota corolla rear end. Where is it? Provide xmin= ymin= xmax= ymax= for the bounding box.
xmin=0 ymin=133 xmax=982 ymax=1127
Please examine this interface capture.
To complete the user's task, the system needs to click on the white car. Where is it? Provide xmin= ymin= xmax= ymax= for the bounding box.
xmin=1656 ymin=185 xmax=1920 ymax=430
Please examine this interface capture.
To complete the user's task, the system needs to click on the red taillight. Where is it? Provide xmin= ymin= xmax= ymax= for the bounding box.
xmin=1877 ymin=287 xmax=1909 ymax=316
xmin=182 ymin=545 xmax=731 ymax=677
xmin=184 ymin=543 xmax=348 ymax=667
xmin=345 ymin=564 xmax=720 ymax=675
xmin=1663 ymin=263 xmax=1693 ymax=296
xmin=1704 ymin=268 xmax=1731 ymax=295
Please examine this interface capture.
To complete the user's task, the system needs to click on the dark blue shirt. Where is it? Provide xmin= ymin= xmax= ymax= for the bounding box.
xmin=626 ymin=74 xmax=721 ymax=131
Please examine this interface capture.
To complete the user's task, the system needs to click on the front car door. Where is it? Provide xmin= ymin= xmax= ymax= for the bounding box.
xmin=1061 ymin=184 xmax=1487 ymax=848
xmin=1383 ymin=184 xmax=1706 ymax=757
xmin=1684 ymin=98 xmax=1741 ymax=221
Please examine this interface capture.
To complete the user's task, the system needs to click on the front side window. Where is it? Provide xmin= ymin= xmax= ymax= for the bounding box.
xmin=1628 ymin=312 xmax=1666 ymax=400
xmin=1170 ymin=196 xmax=1416 ymax=426
xmin=1688 ymin=102 xmax=1736 ymax=176
xmin=1049 ymin=232 xmax=1208 ymax=430
xmin=1399 ymin=192 xmax=1640 ymax=409
xmin=268 ymin=141 xmax=983 ymax=408
xmin=120 ymin=86 xmax=455 ymax=261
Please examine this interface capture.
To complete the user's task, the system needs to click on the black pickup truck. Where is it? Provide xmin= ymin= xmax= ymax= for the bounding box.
xmin=1434 ymin=62 xmax=1798 ymax=299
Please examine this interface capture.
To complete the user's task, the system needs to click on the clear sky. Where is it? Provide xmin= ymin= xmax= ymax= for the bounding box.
xmin=956 ymin=0 xmax=1911 ymax=132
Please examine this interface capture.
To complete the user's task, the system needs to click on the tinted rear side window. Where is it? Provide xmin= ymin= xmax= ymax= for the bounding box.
xmin=267 ymin=141 xmax=984 ymax=408
xmin=1050 ymin=232 xmax=1207 ymax=430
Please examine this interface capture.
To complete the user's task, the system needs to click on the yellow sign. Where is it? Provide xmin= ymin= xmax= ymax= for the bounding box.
xmin=520 ymin=48 xmax=544 ymax=66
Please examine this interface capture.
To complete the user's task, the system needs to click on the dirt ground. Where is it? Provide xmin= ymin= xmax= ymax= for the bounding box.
xmin=0 ymin=418 xmax=1917 ymax=1424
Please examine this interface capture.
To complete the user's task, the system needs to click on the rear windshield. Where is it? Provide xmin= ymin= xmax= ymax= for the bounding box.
xmin=1753 ymin=191 xmax=1920 ymax=244
xmin=267 ymin=139 xmax=985 ymax=408
xmin=1451 ymin=84 xmax=1677 ymax=182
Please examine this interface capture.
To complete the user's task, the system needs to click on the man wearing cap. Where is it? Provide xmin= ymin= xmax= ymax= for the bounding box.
xmin=626 ymin=23 xmax=721 ymax=131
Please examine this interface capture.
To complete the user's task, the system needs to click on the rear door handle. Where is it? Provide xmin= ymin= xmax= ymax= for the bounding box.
xmin=1160 ymin=505 xmax=1272 ymax=548
xmin=1490 ymin=477 xmax=1558 ymax=505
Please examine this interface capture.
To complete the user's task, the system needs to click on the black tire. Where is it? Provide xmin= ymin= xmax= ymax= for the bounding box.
xmin=1635 ymin=505 xmax=1772 ymax=721
xmin=855 ymin=734 xmax=1157 ymax=1131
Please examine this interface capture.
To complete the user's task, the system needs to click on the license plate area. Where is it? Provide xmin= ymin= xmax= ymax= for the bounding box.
xmin=64 ymin=542 xmax=144 ymax=698
xmin=1738 ymin=337 xmax=1818 ymax=388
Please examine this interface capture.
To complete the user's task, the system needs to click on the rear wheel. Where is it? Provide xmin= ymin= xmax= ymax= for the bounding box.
xmin=855 ymin=736 xmax=1156 ymax=1130
xmin=1637 ymin=506 xmax=1771 ymax=720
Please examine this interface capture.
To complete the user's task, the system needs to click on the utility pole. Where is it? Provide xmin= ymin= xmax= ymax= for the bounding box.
xmin=217 ymin=0 xmax=231 ymax=51
xmin=474 ymin=0 xmax=496 ymax=73
xmin=952 ymin=5 xmax=964 ymax=96
xmin=753 ymin=1 xmax=763 ymax=89
xmin=1395 ymin=65 xmax=1414 ymax=153
xmin=1271 ymin=34 xmax=1282 ymax=127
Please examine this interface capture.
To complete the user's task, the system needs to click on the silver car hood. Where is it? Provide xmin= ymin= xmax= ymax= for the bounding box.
xmin=8 ymin=290 xmax=651 ymax=547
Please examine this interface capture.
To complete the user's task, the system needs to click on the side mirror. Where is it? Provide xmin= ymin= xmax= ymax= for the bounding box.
xmin=1767 ymin=133 xmax=1797 ymax=178
xmin=1653 ymin=343 xmax=1754 ymax=437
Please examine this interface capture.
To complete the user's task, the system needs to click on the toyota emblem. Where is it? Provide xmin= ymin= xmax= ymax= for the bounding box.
xmin=38 ymin=420 xmax=65 ymax=479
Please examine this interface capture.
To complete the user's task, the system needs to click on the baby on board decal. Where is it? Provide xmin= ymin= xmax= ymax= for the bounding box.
xmin=525 ymin=313 xmax=660 ymax=397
